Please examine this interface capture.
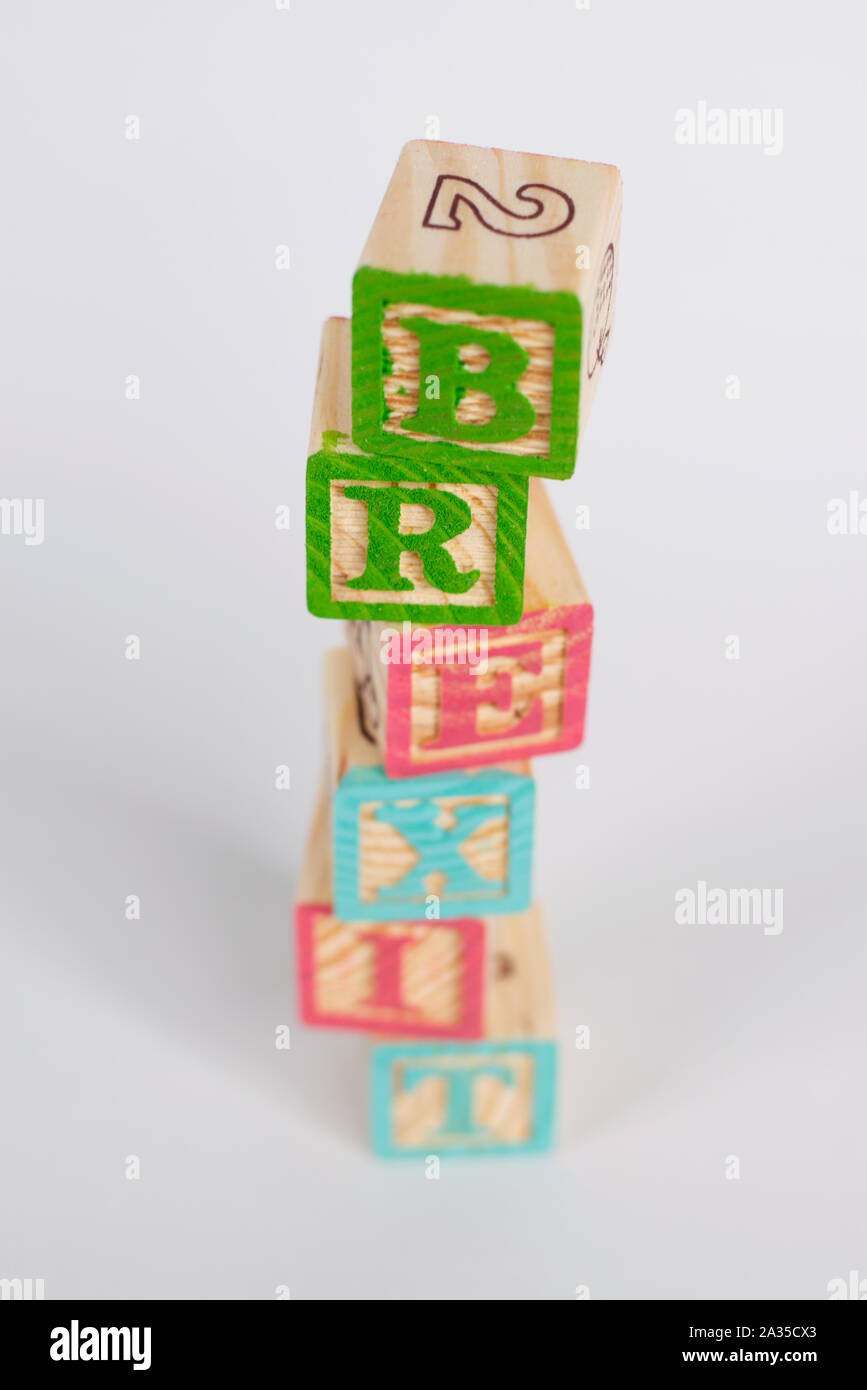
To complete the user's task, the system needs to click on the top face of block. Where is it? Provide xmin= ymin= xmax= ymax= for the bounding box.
xmin=353 ymin=140 xmax=622 ymax=479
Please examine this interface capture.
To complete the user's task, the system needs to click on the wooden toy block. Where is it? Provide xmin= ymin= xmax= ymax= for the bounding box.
xmin=295 ymin=788 xmax=486 ymax=1037
xmin=306 ymin=317 xmax=529 ymax=625
xmin=347 ymin=477 xmax=593 ymax=776
xmin=352 ymin=139 xmax=622 ymax=480
xmin=370 ymin=905 xmax=557 ymax=1157
xmin=326 ymin=647 xmax=534 ymax=922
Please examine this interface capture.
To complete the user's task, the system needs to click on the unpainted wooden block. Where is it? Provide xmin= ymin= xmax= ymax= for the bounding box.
xmin=353 ymin=140 xmax=622 ymax=479
xmin=326 ymin=648 xmax=534 ymax=922
xmin=306 ymin=318 xmax=528 ymax=625
xmin=295 ymin=789 xmax=486 ymax=1037
xmin=347 ymin=477 xmax=593 ymax=775
xmin=370 ymin=906 xmax=557 ymax=1158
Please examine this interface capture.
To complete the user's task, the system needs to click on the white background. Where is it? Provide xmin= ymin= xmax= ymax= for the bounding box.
xmin=1 ymin=0 xmax=865 ymax=1300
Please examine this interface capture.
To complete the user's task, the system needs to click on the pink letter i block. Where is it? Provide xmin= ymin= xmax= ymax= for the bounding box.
xmin=296 ymin=906 xmax=486 ymax=1038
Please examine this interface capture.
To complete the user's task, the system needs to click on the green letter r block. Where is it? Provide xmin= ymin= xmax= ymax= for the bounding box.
xmin=305 ymin=445 xmax=528 ymax=626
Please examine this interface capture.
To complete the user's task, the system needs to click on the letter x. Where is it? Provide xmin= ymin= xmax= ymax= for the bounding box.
xmin=373 ymin=799 xmax=504 ymax=901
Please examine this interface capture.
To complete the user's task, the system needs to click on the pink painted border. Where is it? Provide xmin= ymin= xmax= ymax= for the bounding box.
xmin=295 ymin=903 xmax=486 ymax=1038
xmin=384 ymin=603 xmax=593 ymax=777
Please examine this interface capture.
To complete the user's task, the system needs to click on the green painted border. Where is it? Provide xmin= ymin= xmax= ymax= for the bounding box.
xmin=305 ymin=445 xmax=528 ymax=624
xmin=352 ymin=267 xmax=582 ymax=481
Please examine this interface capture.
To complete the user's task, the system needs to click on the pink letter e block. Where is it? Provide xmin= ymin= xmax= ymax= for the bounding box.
xmin=348 ymin=477 xmax=594 ymax=777
xmin=351 ymin=603 xmax=591 ymax=778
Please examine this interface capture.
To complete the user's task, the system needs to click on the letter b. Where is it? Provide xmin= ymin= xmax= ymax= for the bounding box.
xmin=399 ymin=318 xmax=535 ymax=444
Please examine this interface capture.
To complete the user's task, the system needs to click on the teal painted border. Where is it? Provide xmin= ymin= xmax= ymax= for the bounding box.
xmin=305 ymin=446 xmax=528 ymax=625
xmin=370 ymin=1039 xmax=557 ymax=1158
xmin=352 ymin=267 xmax=582 ymax=481
xmin=333 ymin=764 xmax=534 ymax=921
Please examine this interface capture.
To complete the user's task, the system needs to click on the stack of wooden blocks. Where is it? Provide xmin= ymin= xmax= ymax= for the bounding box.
xmin=296 ymin=140 xmax=621 ymax=1158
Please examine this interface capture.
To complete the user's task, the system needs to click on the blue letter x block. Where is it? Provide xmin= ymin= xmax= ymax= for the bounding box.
xmin=373 ymin=799 xmax=504 ymax=900
xmin=333 ymin=765 xmax=534 ymax=921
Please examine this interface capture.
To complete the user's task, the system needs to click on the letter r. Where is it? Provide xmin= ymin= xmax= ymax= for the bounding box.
xmin=344 ymin=485 xmax=480 ymax=593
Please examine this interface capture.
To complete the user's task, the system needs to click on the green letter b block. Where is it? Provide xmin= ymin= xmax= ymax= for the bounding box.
xmin=352 ymin=267 xmax=582 ymax=479
xmin=398 ymin=318 xmax=535 ymax=445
